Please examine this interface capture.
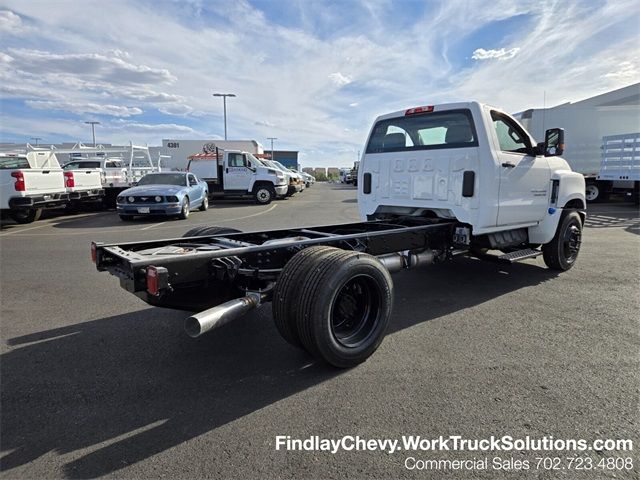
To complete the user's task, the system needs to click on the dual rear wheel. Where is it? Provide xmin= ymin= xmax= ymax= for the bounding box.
xmin=272 ymin=246 xmax=393 ymax=368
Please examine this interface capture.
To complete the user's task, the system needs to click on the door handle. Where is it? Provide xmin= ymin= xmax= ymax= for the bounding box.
xmin=226 ymin=168 xmax=229 ymax=173
xmin=501 ymin=162 xmax=515 ymax=168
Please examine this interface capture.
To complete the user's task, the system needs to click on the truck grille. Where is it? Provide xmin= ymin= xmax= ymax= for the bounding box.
xmin=127 ymin=196 xmax=164 ymax=204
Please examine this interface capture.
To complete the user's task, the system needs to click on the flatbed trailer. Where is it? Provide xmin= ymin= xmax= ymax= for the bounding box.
xmin=93 ymin=218 xmax=469 ymax=367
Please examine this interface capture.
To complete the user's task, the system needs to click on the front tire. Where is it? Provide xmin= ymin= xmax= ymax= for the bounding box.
xmin=542 ymin=211 xmax=583 ymax=271
xmin=179 ymin=197 xmax=190 ymax=219
xmin=254 ymin=185 xmax=275 ymax=205
xmin=294 ymin=248 xmax=394 ymax=368
xmin=10 ymin=208 xmax=42 ymax=224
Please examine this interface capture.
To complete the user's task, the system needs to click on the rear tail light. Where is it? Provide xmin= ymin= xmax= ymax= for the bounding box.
xmin=147 ymin=266 xmax=159 ymax=296
xmin=405 ymin=105 xmax=434 ymax=115
xmin=90 ymin=242 xmax=97 ymax=263
xmin=64 ymin=171 xmax=75 ymax=188
xmin=11 ymin=171 xmax=25 ymax=191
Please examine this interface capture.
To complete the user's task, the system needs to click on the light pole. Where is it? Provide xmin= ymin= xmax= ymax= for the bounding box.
xmin=212 ymin=93 xmax=236 ymax=140
xmin=267 ymin=137 xmax=277 ymax=162
xmin=30 ymin=137 xmax=42 ymax=146
xmin=84 ymin=121 xmax=100 ymax=146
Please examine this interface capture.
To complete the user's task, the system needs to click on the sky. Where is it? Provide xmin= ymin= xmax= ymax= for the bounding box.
xmin=0 ymin=0 xmax=638 ymax=168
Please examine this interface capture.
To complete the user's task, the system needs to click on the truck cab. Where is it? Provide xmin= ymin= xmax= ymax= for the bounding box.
xmin=187 ymin=148 xmax=288 ymax=204
xmin=358 ymin=101 xmax=585 ymax=249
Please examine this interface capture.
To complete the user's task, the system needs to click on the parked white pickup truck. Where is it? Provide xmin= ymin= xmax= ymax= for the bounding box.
xmin=187 ymin=147 xmax=288 ymax=204
xmin=93 ymin=100 xmax=586 ymax=368
xmin=0 ymin=152 xmax=69 ymax=223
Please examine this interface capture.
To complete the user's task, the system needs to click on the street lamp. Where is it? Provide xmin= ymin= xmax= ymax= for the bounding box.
xmin=267 ymin=137 xmax=277 ymax=162
xmin=212 ymin=93 xmax=236 ymax=140
xmin=84 ymin=121 xmax=101 ymax=146
xmin=30 ymin=137 xmax=42 ymax=146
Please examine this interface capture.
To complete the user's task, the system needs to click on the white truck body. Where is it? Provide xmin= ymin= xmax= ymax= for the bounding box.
xmin=0 ymin=152 xmax=69 ymax=222
xmin=358 ymin=101 xmax=585 ymax=245
xmin=187 ymin=148 xmax=288 ymax=204
xmin=582 ymin=133 xmax=640 ymax=203
xmin=24 ymin=148 xmax=104 ymax=204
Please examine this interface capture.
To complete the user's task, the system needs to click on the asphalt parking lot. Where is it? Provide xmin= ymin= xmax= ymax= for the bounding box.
xmin=1 ymin=183 xmax=638 ymax=479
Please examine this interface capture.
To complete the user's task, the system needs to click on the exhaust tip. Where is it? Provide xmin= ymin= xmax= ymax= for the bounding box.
xmin=184 ymin=316 xmax=202 ymax=338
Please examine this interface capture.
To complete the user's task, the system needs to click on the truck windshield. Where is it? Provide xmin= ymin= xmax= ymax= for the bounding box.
xmin=246 ymin=153 xmax=265 ymax=166
xmin=366 ymin=109 xmax=478 ymax=153
xmin=0 ymin=157 xmax=30 ymax=169
xmin=138 ymin=173 xmax=186 ymax=186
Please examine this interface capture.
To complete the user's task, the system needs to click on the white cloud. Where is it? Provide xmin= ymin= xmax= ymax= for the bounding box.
xmin=349 ymin=102 xmax=359 ymax=107
xmin=329 ymin=72 xmax=353 ymax=87
xmin=604 ymin=61 xmax=638 ymax=79
xmin=26 ymin=100 xmax=143 ymax=117
xmin=0 ymin=10 xmax=22 ymax=34
xmin=471 ymin=47 xmax=521 ymax=60
xmin=254 ymin=120 xmax=276 ymax=128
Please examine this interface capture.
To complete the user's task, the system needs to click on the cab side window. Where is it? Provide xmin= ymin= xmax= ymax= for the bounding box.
xmin=491 ymin=112 xmax=530 ymax=154
xmin=228 ymin=153 xmax=244 ymax=167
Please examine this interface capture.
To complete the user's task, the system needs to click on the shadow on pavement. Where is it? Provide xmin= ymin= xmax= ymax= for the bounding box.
xmin=585 ymin=203 xmax=640 ymax=234
xmin=0 ymin=256 xmax=558 ymax=478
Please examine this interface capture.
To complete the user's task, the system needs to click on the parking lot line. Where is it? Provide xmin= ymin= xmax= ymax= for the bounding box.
xmin=0 ymin=203 xmax=280 ymax=236
xmin=141 ymin=222 xmax=167 ymax=230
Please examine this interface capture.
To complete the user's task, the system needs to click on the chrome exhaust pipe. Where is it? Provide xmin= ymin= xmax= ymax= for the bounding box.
xmin=185 ymin=293 xmax=261 ymax=338
xmin=377 ymin=250 xmax=435 ymax=273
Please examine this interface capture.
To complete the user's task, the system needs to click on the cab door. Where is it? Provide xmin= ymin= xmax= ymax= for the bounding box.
xmin=491 ymin=111 xmax=551 ymax=226
xmin=224 ymin=153 xmax=252 ymax=191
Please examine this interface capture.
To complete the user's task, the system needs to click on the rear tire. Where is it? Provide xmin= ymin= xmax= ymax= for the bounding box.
xmin=295 ymin=248 xmax=394 ymax=368
xmin=10 ymin=208 xmax=42 ymax=224
xmin=272 ymin=246 xmax=338 ymax=348
xmin=182 ymin=225 xmax=240 ymax=237
xmin=179 ymin=197 xmax=190 ymax=219
xmin=199 ymin=195 xmax=209 ymax=211
xmin=542 ymin=211 xmax=583 ymax=271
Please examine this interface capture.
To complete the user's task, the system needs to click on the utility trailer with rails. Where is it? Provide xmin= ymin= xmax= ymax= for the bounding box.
xmin=93 ymin=101 xmax=586 ymax=367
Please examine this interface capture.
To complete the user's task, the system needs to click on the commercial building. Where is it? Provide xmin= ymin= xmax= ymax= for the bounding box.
xmin=515 ymin=83 xmax=639 ymax=173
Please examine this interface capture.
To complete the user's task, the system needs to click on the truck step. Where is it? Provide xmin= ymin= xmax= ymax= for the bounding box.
xmin=497 ymin=248 xmax=543 ymax=263
xmin=472 ymin=248 xmax=543 ymax=264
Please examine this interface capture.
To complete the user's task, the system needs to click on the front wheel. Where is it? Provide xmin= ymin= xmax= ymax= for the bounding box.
xmin=254 ymin=185 xmax=275 ymax=205
xmin=178 ymin=197 xmax=190 ymax=219
xmin=10 ymin=208 xmax=42 ymax=224
xmin=542 ymin=211 xmax=583 ymax=271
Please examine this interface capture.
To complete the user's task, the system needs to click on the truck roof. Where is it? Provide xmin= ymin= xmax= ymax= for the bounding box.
xmin=373 ymin=101 xmax=499 ymax=122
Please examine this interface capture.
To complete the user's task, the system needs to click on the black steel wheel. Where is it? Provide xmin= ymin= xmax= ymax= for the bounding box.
xmin=296 ymin=249 xmax=393 ymax=368
xmin=272 ymin=246 xmax=337 ymax=348
xmin=254 ymin=185 xmax=274 ymax=205
xmin=178 ymin=197 xmax=190 ymax=219
xmin=542 ymin=211 xmax=583 ymax=271
xmin=10 ymin=208 xmax=42 ymax=224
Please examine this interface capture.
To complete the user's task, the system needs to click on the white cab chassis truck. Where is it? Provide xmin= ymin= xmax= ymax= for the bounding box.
xmin=93 ymin=101 xmax=585 ymax=368
xmin=187 ymin=147 xmax=288 ymax=204
xmin=0 ymin=151 xmax=69 ymax=223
